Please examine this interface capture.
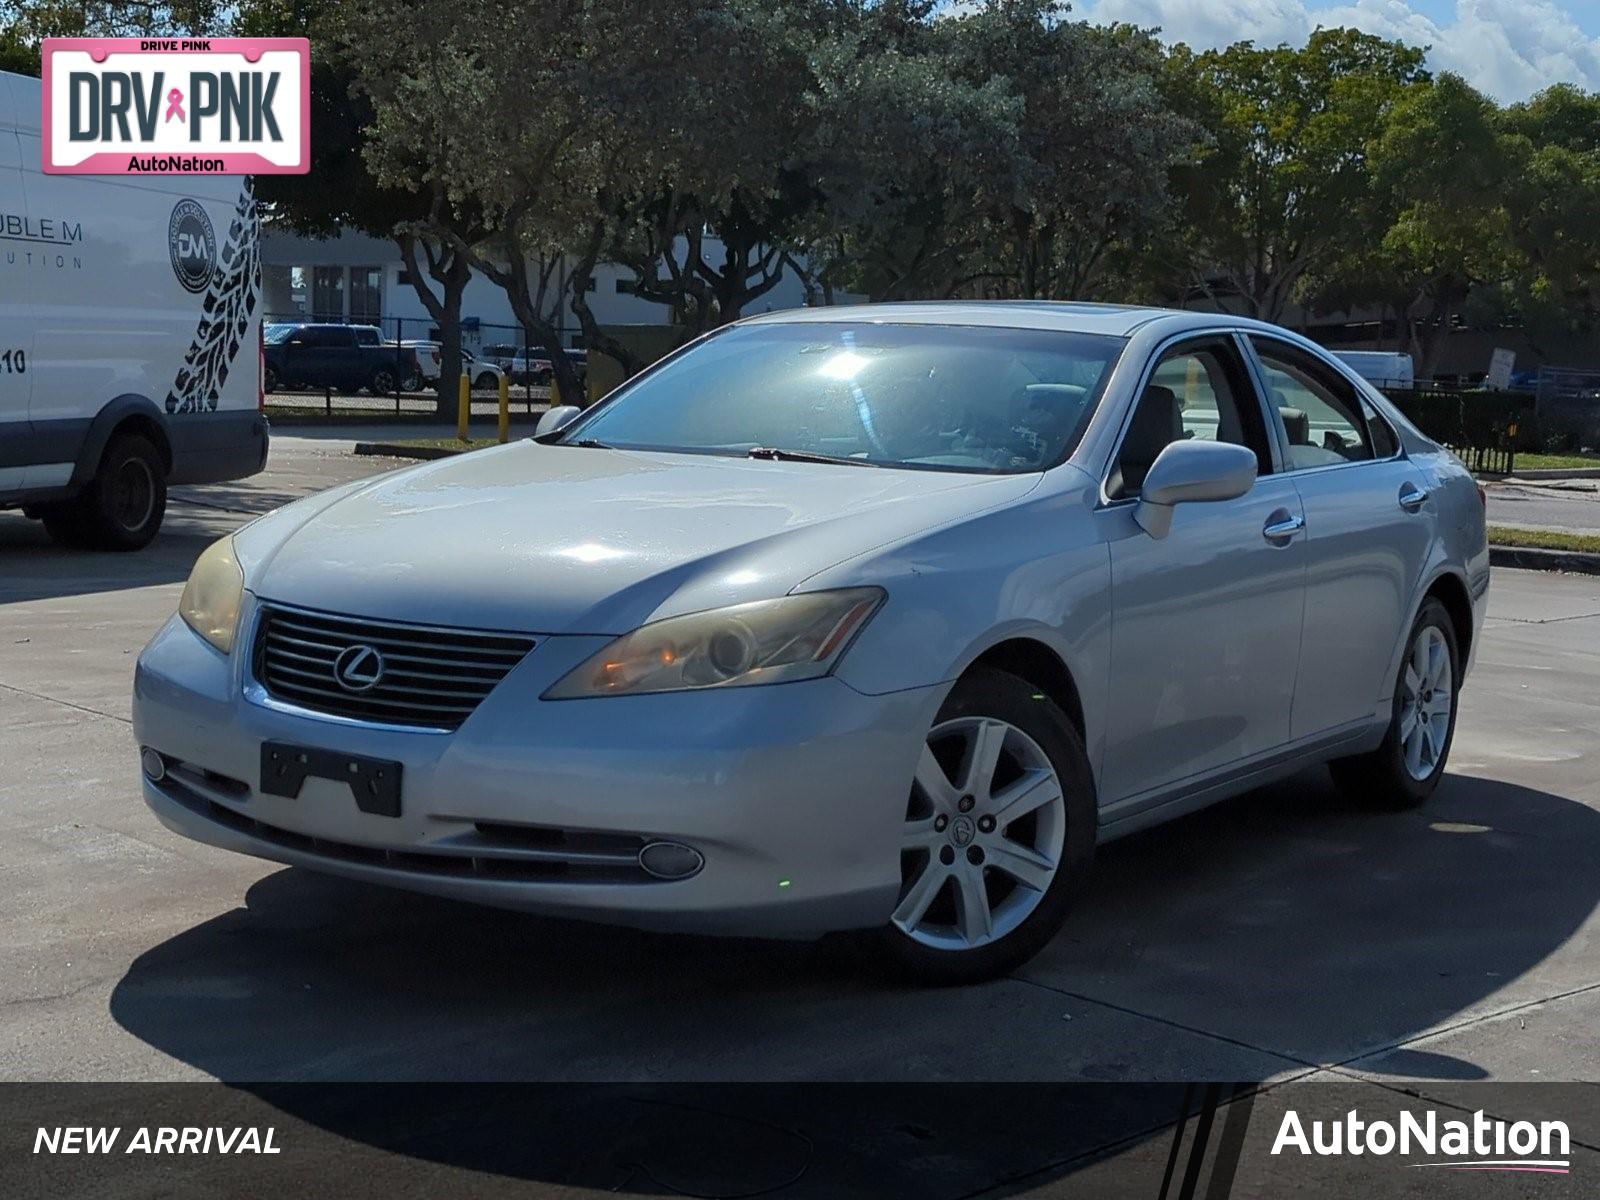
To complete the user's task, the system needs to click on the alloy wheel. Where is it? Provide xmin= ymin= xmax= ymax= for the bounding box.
xmin=893 ymin=716 xmax=1067 ymax=951
xmin=1400 ymin=625 xmax=1453 ymax=781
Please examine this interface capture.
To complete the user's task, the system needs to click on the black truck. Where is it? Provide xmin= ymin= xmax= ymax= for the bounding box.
xmin=263 ymin=323 xmax=423 ymax=395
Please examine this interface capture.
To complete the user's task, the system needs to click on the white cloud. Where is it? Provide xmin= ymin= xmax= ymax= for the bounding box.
xmin=1077 ymin=0 xmax=1600 ymax=101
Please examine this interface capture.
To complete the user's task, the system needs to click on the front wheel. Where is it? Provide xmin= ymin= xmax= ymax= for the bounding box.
xmin=874 ymin=667 xmax=1096 ymax=985
xmin=1330 ymin=598 xmax=1460 ymax=809
xmin=475 ymin=373 xmax=498 ymax=390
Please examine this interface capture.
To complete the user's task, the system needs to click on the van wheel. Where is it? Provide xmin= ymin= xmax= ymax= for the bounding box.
xmin=43 ymin=433 xmax=167 ymax=551
xmin=871 ymin=667 xmax=1096 ymax=985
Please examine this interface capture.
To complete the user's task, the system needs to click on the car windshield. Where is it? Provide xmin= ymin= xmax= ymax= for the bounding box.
xmin=263 ymin=324 xmax=297 ymax=345
xmin=562 ymin=322 xmax=1125 ymax=473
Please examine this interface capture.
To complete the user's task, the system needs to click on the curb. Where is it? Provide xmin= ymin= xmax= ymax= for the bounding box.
xmin=1507 ymin=468 xmax=1600 ymax=480
xmin=1490 ymin=545 xmax=1600 ymax=575
xmin=354 ymin=442 xmax=478 ymax=461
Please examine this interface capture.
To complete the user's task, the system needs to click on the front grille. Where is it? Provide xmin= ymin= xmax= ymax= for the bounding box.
xmin=253 ymin=604 xmax=534 ymax=730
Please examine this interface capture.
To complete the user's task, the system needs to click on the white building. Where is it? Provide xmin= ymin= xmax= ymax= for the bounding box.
xmin=260 ymin=228 xmax=815 ymax=350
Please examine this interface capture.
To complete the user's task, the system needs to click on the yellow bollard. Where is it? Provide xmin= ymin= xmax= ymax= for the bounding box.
xmin=497 ymin=374 xmax=510 ymax=444
xmin=457 ymin=373 xmax=470 ymax=442
xmin=548 ymin=370 xmax=561 ymax=410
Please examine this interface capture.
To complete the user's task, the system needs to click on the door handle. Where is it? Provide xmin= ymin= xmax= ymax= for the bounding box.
xmin=1398 ymin=483 xmax=1429 ymax=512
xmin=1263 ymin=512 xmax=1305 ymax=542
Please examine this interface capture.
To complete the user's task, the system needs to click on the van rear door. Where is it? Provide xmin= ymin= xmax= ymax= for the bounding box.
xmin=0 ymin=89 xmax=37 ymax=494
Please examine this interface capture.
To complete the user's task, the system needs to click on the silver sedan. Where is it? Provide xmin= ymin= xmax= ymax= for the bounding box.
xmin=133 ymin=304 xmax=1489 ymax=983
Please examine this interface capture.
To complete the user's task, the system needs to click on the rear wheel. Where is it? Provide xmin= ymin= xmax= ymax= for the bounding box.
xmin=475 ymin=372 xmax=497 ymax=389
xmin=369 ymin=367 xmax=398 ymax=395
xmin=1330 ymin=598 xmax=1459 ymax=809
xmin=874 ymin=667 xmax=1095 ymax=985
xmin=42 ymin=432 xmax=166 ymax=551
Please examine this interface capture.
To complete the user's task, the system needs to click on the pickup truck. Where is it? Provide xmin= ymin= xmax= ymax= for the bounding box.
xmin=263 ymin=323 xmax=423 ymax=394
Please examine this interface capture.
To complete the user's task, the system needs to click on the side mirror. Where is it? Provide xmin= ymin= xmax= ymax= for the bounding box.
xmin=535 ymin=405 xmax=581 ymax=437
xmin=1134 ymin=440 xmax=1258 ymax=539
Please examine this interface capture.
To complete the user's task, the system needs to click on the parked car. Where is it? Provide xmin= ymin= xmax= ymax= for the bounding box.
xmin=134 ymin=303 xmax=1488 ymax=983
xmin=263 ymin=323 xmax=422 ymax=395
xmin=493 ymin=346 xmax=588 ymax=388
xmin=1 ymin=70 xmax=268 ymax=550
xmin=401 ymin=340 xmax=506 ymax=389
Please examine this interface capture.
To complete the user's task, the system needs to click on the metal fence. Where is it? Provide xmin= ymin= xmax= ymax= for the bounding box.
xmin=1379 ymin=384 xmax=1526 ymax=474
xmin=262 ymin=313 xmax=575 ymax=418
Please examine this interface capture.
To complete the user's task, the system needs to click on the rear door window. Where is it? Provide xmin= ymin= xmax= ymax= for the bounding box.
xmin=1250 ymin=338 xmax=1383 ymax=470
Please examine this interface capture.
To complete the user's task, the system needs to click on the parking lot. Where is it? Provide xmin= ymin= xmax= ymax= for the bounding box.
xmin=2 ymin=432 xmax=1598 ymax=1085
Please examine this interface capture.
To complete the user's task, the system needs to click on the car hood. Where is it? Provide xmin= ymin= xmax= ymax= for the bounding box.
xmin=242 ymin=442 xmax=1039 ymax=634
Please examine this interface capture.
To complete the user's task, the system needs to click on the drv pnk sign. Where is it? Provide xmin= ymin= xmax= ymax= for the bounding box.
xmin=40 ymin=38 xmax=309 ymax=175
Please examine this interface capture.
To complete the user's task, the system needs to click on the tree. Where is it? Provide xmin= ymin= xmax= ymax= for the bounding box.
xmin=1498 ymin=85 xmax=1600 ymax=347
xmin=343 ymin=0 xmax=693 ymax=403
xmin=933 ymin=5 xmax=1198 ymax=300
xmin=1163 ymin=29 xmax=1429 ymax=323
xmin=1309 ymin=72 xmax=1509 ymax=375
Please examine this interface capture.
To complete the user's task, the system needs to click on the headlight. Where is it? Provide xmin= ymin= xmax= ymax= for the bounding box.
xmin=543 ymin=587 xmax=884 ymax=699
xmin=178 ymin=536 xmax=244 ymax=654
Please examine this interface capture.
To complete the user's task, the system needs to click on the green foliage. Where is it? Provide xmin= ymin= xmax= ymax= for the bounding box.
xmin=1163 ymin=29 xmax=1428 ymax=321
xmin=7 ymin=0 xmax=1600 ymax=382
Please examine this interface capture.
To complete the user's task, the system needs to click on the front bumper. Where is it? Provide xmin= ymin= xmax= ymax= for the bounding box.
xmin=132 ymin=600 xmax=943 ymax=937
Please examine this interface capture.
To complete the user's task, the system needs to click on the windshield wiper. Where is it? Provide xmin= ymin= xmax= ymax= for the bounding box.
xmin=746 ymin=446 xmax=878 ymax=468
xmin=567 ymin=438 xmax=612 ymax=449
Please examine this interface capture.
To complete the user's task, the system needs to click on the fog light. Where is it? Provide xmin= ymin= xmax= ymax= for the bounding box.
xmin=638 ymin=841 xmax=704 ymax=880
xmin=140 ymin=747 xmax=167 ymax=782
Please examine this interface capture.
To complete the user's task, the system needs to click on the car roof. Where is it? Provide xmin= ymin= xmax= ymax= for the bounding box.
xmin=738 ymin=301 xmax=1283 ymax=339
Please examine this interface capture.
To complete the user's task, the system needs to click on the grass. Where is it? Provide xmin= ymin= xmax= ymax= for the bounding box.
xmin=1512 ymin=451 xmax=1600 ymax=471
xmin=1488 ymin=525 xmax=1600 ymax=554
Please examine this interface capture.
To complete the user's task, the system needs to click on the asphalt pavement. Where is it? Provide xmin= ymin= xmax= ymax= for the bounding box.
xmin=1487 ymin=477 xmax=1600 ymax=532
xmin=2 ymin=438 xmax=1599 ymax=1086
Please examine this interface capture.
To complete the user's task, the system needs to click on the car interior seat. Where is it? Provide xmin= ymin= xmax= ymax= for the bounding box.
xmin=1109 ymin=385 xmax=1183 ymax=498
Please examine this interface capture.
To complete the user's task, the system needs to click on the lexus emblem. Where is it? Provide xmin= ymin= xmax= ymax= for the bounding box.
xmin=333 ymin=644 xmax=385 ymax=692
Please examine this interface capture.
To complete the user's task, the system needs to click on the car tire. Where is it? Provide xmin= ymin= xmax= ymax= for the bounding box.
xmin=871 ymin=667 xmax=1096 ymax=986
xmin=401 ymin=369 xmax=425 ymax=393
xmin=369 ymin=367 xmax=398 ymax=395
xmin=263 ymin=364 xmax=279 ymax=393
xmin=1329 ymin=598 xmax=1460 ymax=810
xmin=42 ymin=433 xmax=167 ymax=551
xmin=475 ymin=373 xmax=497 ymax=390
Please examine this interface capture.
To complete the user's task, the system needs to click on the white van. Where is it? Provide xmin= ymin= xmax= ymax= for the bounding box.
xmin=1 ymin=70 xmax=267 ymax=550
xmin=1332 ymin=350 xmax=1415 ymax=390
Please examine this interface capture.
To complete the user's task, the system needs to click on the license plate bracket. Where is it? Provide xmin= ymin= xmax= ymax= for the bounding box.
xmin=260 ymin=741 xmax=403 ymax=818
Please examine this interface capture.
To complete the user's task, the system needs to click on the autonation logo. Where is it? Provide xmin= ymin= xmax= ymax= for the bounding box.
xmin=1272 ymin=1107 xmax=1571 ymax=1174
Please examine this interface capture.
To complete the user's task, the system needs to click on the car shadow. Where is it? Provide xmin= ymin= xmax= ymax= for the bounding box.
xmin=0 ymin=483 xmax=302 ymax=604
xmin=109 ymin=769 xmax=1598 ymax=1088
xmin=1023 ymin=768 xmax=1600 ymax=1071
xmin=0 ymin=516 xmax=213 ymax=602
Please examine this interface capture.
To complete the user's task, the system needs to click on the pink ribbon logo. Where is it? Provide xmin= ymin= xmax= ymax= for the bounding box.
xmin=164 ymin=88 xmax=185 ymax=123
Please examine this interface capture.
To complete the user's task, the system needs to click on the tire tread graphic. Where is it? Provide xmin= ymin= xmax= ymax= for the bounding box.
xmin=165 ymin=186 xmax=260 ymax=415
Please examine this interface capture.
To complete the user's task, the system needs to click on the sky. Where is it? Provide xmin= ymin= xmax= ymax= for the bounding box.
xmin=1073 ymin=0 xmax=1600 ymax=102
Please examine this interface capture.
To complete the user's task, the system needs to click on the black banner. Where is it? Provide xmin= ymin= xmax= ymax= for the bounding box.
xmin=2 ymin=1083 xmax=1595 ymax=1197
